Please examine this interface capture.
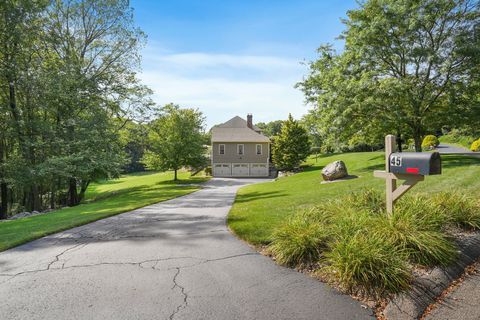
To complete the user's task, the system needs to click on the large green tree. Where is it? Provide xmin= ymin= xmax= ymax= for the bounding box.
xmin=255 ymin=120 xmax=284 ymax=137
xmin=0 ymin=0 xmax=149 ymax=216
xmin=142 ymin=105 xmax=207 ymax=181
xmin=298 ymin=0 xmax=480 ymax=151
xmin=272 ymin=114 xmax=311 ymax=170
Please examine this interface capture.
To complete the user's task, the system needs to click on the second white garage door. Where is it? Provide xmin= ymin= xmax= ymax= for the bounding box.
xmin=250 ymin=164 xmax=268 ymax=176
xmin=232 ymin=164 xmax=249 ymax=176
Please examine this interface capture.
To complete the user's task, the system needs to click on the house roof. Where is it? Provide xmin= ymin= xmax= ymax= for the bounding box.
xmin=211 ymin=116 xmax=270 ymax=143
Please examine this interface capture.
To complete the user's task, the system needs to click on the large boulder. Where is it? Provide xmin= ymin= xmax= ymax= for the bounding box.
xmin=321 ymin=160 xmax=348 ymax=181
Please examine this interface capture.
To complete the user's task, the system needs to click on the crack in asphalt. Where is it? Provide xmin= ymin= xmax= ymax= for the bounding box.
xmin=169 ymin=267 xmax=188 ymax=320
xmin=0 ymin=252 xmax=260 ymax=282
xmin=47 ymin=243 xmax=87 ymax=270
xmin=0 ymin=241 xmax=88 ymax=284
xmin=0 ymin=256 xmax=202 ymax=279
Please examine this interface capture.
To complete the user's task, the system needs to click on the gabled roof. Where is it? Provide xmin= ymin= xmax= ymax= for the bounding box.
xmin=216 ymin=116 xmax=262 ymax=132
xmin=211 ymin=116 xmax=270 ymax=143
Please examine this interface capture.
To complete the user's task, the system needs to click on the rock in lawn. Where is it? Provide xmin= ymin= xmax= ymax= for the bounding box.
xmin=321 ymin=160 xmax=348 ymax=181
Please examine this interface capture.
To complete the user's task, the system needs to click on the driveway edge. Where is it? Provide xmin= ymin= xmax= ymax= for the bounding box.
xmin=383 ymin=232 xmax=480 ymax=320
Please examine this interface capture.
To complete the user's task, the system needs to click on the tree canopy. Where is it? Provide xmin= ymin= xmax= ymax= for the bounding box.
xmin=272 ymin=114 xmax=311 ymax=170
xmin=298 ymin=0 xmax=480 ymax=151
xmin=255 ymin=120 xmax=284 ymax=137
xmin=142 ymin=104 xmax=207 ymax=181
xmin=0 ymin=0 xmax=150 ymax=218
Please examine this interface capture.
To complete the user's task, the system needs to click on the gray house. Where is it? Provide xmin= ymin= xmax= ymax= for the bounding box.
xmin=211 ymin=114 xmax=270 ymax=177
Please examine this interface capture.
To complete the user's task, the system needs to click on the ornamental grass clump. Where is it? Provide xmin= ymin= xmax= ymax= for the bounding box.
xmin=431 ymin=192 xmax=480 ymax=230
xmin=347 ymin=188 xmax=385 ymax=213
xmin=268 ymin=189 xmax=477 ymax=298
xmin=321 ymin=233 xmax=411 ymax=298
xmin=269 ymin=210 xmax=331 ymax=267
xmin=377 ymin=196 xmax=457 ymax=267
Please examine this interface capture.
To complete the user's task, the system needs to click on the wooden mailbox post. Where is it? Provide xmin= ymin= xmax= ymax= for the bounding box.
xmin=374 ymin=135 xmax=441 ymax=214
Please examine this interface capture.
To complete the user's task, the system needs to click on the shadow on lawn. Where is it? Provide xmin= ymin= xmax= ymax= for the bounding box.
xmin=441 ymin=155 xmax=480 ymax=169
xmin=234 ymin=190 xmax=287 ymax=204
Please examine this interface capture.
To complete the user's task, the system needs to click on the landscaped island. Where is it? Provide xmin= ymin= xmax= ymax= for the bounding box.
xmin=228 ymin=152 xmax=480 ymax=309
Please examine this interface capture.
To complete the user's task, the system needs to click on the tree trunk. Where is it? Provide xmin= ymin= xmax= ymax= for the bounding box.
xmin=0 ymin=183 xmax=7 ymax=219
xmin=78 ymin=180 xmax=90 ymax=203
xmin=68 ymin=178 xmax=78 ymax=206
xmin=0 ymin=139 xmax=7 ymax=219
xmin=50 ymin=189 xmax=55 ymax=210
xmin=413 ymin=130 xmax=423 ymax=152
xmin=31 ymin=185 xmax=41 ymax=211
xmin=396 ymin=132 xmax=403 ymax=152
xmin=26 ymin=185 xmax=41 ymax=212
xmin=174 ymin=169 xmax=178 ymax=181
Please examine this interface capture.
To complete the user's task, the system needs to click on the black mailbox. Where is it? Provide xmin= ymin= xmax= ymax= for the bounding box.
xmin=389 ymin=152 xmax=441 ymax=175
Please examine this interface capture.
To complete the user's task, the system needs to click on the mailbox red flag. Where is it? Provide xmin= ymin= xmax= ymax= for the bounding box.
xmin=406 ymin=167 xmax=420 ymax=174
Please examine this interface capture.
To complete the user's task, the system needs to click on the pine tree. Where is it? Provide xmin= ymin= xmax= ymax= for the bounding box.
xmin=272 ymin=114 xmax=311 ymax=170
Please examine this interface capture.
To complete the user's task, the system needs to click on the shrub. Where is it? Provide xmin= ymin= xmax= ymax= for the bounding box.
xmin=471 ymin=139 xmax=480 ymax=152
xmin=431 ymin=192 xmax=480 ymax=229
xmin=321 ymin=233 xmax=411 ymax=298
xmin=406 ymin=138 xmax=415 ymax=150
xmin=440 ymin=128 xmax=476 ymax=149
xmin=422 ymin=135 xmax=440 ymax=149
xmin=269 ymin=211 xmax=330 ymax=267
xmin=204 ymin=166 xmax=212 ymax=176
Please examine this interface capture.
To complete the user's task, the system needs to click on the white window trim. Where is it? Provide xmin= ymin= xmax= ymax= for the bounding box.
xmin=219 ymin=144 xmax=225 ymax=155
xmin=237 ymin=144 xmax=244 ymax=155
xmin=256 ymin=144 xmax=262 ymax=155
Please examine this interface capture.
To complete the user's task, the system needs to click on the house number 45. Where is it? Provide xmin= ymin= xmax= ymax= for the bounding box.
xmin=390 ymin=155 xmax=402 ymax=167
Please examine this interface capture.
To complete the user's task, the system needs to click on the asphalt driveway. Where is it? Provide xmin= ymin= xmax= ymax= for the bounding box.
xmin=0 ymin=178 xmax=373 ymax=320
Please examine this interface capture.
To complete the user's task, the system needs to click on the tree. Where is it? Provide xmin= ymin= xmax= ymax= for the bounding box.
xmin=142 ymin=105 xmax=207 ymax=181
xmin=118 ymin=121 xmax=148 ymax=173
xmin=0 ymin=0 xmax=149 ymax=217
xmin=298 ymin=0 xmax=480 ymax=151
xmin=255 ymin=120 xmax=284 ymax=137
xmin=272 ymin=114 xmax=311 ymax=170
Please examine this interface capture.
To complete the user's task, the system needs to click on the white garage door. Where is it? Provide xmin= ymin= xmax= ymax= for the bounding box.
xmin=232 ymin=164 xmax=249 ymax=176
xmin=213 ymin=163 xmax=231 ymax=176
xmin=250 ymin=164 xmax=268 ymax=176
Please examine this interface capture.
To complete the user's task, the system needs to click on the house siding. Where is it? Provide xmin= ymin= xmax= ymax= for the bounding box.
xmin=212 ymin=142 xmax=269 ymax=163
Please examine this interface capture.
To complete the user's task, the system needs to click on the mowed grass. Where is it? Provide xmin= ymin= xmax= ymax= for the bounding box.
xmin=0 ymin=171 xmax=209 ymax=251
xmin=439 ymin=134 xmax=477 ymax=149
xmin=228 ymin=152 xmax=480 ymax=245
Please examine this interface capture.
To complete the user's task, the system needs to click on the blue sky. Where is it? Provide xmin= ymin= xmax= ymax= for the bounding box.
xmin=131 ymin=0 xmax=358 ymax=128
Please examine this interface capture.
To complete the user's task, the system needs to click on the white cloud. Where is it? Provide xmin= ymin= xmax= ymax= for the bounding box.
xmin=139 ymin=46 xmax=310 ymax=128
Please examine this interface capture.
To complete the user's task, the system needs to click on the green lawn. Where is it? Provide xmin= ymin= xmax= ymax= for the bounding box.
xmin=439 ymin=134 xmax=477 ymax=149
xmin=0 ymin=171 xmax=209 ymax=252
xmin=228 ymin=152 xmax=480 ymax=245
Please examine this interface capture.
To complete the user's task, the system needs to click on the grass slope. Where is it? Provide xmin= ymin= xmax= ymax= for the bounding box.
xmin=228 ymin=152 xmax=480 ymax=245
xmin=0 ymin=171 xmax=208 ymax=251
xmin=439 ymin=134 xmax=477 ymax=149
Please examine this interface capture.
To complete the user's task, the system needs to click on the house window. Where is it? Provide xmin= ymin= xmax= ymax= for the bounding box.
xmin=237 ymin=144 xmax=244 ymax=155
xmin=219 ymin=144 xmax=225 ymax=155
xmin=256 ymin=144 xmax=262 ymax=155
